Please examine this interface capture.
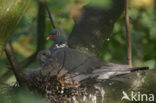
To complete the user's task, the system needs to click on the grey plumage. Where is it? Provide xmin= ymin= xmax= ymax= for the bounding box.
xmin=37 ymin=50 xmax=51 ymax=67
xmin=37 ymin=48 xmax=131 ymax=81
xmin=49 ymin=28 xmax=68 ymax=51
xmin=36 ymin=29 xmax=141 ymax=81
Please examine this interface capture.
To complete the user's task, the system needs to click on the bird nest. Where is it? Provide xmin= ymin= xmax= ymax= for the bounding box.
xmin=28 ymin=72 xmax=85 ymax=103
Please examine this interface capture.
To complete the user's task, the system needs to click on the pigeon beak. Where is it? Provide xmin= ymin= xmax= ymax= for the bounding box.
xmin=46 ymin=35 xmax=55 ymax=40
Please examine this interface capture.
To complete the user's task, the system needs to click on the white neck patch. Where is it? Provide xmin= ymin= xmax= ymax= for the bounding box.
xmin=56 ymin=44 xmax=67 ymax=48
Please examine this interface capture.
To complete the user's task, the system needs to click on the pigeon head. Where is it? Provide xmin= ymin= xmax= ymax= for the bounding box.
xmin=47 ymin=28 xmax=68 ymax=49
xmin=47 ymin=29 xmax=67 ymax=43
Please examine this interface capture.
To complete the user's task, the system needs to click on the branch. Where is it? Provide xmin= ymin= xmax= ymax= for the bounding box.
xmin=68 ymin=0 xmax=125 ymax=56
xmin=45 ymin=2 xmax=56 ymax=29
xmin=125 ymin=0 xmax=132 ymax=67
xmin=5 ymin=42 xmax=23 ymax=86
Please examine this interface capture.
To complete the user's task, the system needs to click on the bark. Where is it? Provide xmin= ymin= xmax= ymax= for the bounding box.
xmin=76 ymin=69 xmax=156 ymax=103
xmin=68 ymin=0 xmax=125 ymax=56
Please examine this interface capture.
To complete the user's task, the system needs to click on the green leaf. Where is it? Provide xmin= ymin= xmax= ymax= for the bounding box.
xmin=0 ymin=0 xmax=30 ymax=54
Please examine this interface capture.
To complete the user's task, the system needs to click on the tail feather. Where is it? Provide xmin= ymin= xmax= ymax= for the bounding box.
xmin=130 ymin=67 xmax=149 ymax=72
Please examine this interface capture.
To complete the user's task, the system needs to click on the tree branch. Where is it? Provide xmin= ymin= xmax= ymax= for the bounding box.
xmin=125 ymin=0 xmax=132 ymax=67
xmin=45 ymin=2 xmax=56 ymax=29
xmin=5 ymin=42 xmax=23 ymax=86
xmin=68 ymin=0 xmax=125 ymax=56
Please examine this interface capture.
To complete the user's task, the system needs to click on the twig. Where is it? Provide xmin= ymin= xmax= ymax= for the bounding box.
xmin=45 ymin=2 xmax=56 ymax=28
xmin=125 ymin=0 xmax=132 ymax=67
xmin=5 ymin=42 xmax=23 ymax=86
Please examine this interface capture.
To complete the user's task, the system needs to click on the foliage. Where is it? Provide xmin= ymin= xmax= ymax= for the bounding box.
xmin=99 ymin=0 xmax=156 ymax=69
xmin=0 ymin=0 xmax=30 ymax=53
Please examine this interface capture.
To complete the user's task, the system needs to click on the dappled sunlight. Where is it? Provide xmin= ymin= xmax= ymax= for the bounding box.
xmin=12 ymin=35 xmax=35 ymax=57
xmin=130 ymin=0 xmax=154 ymax=8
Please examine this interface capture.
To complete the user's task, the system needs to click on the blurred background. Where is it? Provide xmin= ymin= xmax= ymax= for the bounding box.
xmin=0 ymin=0 xmax=156 ymax=85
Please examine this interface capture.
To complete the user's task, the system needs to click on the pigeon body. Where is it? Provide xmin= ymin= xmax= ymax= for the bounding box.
xmin=37 ymin=29 xmax=135 ymax=81
xmin=48 ymin=47 xmax=131 ymax=81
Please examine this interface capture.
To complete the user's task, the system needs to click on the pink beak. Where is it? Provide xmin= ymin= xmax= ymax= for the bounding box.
xmin=46 ymin=35 xmax=55 ymax=40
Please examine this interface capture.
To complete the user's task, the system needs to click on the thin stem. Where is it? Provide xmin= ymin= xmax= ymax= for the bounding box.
xmin=125 ymin=0 xmax=132 ymax=67
xmin=45 ymin=2 xmax=56 ymax=28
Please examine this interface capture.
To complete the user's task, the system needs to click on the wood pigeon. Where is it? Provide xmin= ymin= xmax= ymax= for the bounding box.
xmin=37 ymin=29 xmax=147 ymax=81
